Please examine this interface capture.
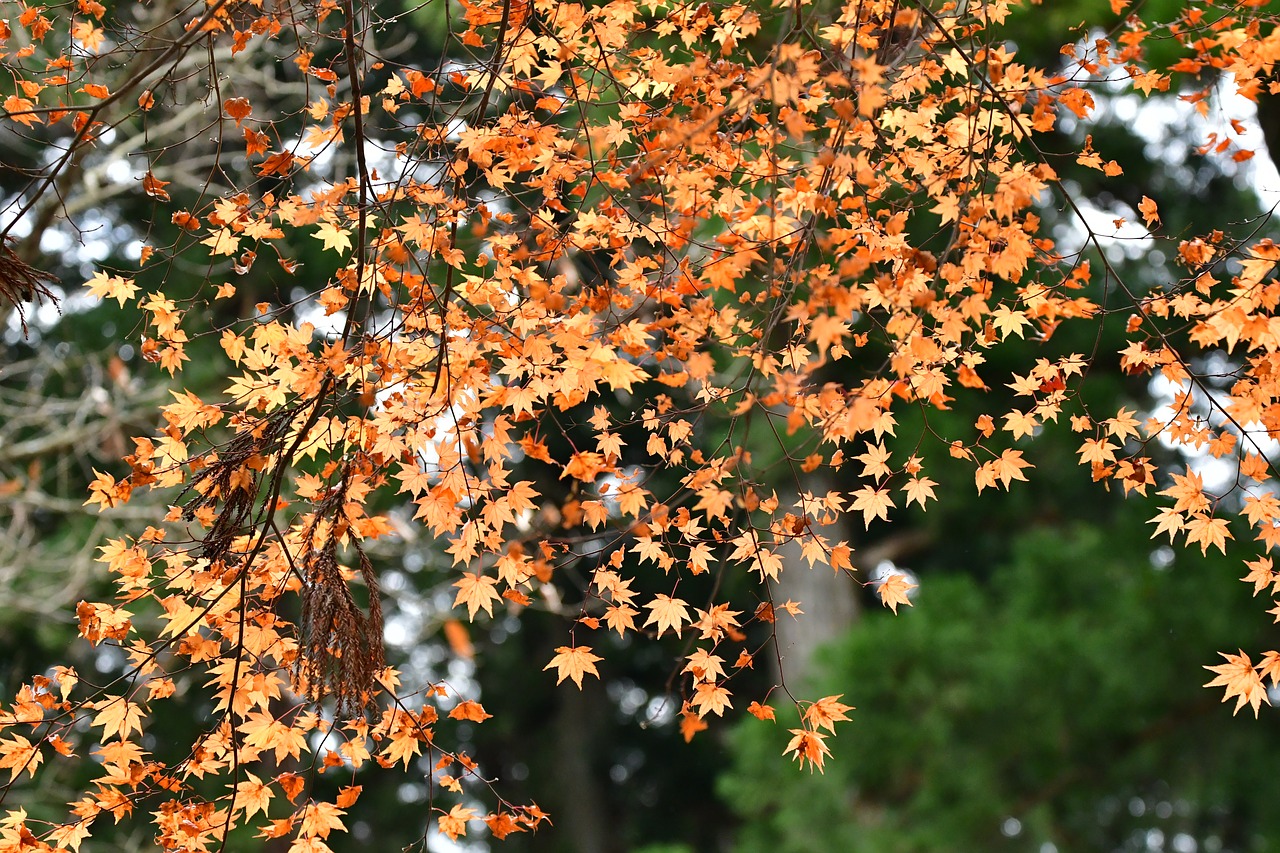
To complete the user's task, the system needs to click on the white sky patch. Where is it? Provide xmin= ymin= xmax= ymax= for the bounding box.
xmin=870 ymin=559 xmax=919 ymax=601
xmin=1067 ymin=196 xmax=1155 ymax=259
xmin=1051 ymin=62 xmax=1280 ymax=266
xmin=1146 ymin=371 xmax=1280 ymax=508
xmin=1211 ymin=84 xmax=1280 ymax=211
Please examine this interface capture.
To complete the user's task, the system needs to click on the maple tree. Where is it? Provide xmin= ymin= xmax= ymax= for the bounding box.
xmin=4 ymin=0 xmax=1280 ymax=848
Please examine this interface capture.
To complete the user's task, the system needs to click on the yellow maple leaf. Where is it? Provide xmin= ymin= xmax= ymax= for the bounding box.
xmin=313 ymin=222 xmax=352 ymax=254
xmin=683 ymin=649 xmax=726 ymax=684
xmin=297 ymin=801 xmax=346 ymax=839
xmin=643 ymin=594 xmax=690 ymax=638
xmin=901 ymin=476 xmax=937 ymax=509
xmin=603 ymin=604 xmax=638 ymax=636
xmin=851 ymin=485 xmax=894 ymax=528
xmin=238 ymin=712 xmax=307 ymax=763
xmin=201 ymin=228 xmax=240 ymax=256
xmin=855 ymin=441 xmax=892 ymax=479
xmin=991 ymin=305 xmax=1032 ymax=339
xmin=85 ymin=271 xmax=139 ymax=307
xmin=235 ymin=772 xmax=274 ymax=820
xmin=1240 ymin=557 xmax=1276 ymax=595
xmin=91 ymin=698 xmax=144 ymax=742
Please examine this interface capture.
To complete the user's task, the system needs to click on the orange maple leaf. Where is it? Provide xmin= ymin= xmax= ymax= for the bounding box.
xmin=448 ymin=700 xmax=493 ymax=723
xmin=690 ymin=682 xmax=733 ymax=718
xmin=804 ymin=695 xmax=854 ymax=733
xmin=1138 ymin=195 xmax=1160 ymax=227
xmin=1184 ymin=513 xmax=1232 ymax=555
xmin=784 ymin=727 xmax=830 ymax=773
xmin=1204 ymin=651 xmax=1269 ymax=717
xmin=438 ymin=805 xmax=476 ymax=841
xmin=877 ymin=574 xmax=916 ymax=614
xmin=544 ymin=646 xmax=602 ymax=689
xmin=453 ymin=573 xmax=500 ymax=619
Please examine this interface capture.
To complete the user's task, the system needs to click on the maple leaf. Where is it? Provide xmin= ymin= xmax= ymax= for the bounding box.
xmin=85 ymin=271 xmax=138 ymax=307
xmin=603 ymin=603 xmax=638 ymax=636
xmin=1138 ymin=195 xmax=1160 ymax=227
xmin=48 ymin=822 xmax=91 ymax=852
xmin=544 ymin=646 xmax=602 ymax=688
xmin=0 ymin=735 xmax=43 ymax=782
xmin=902 ymin=476 xmax=937 ymax=509
xmin=298 ymin=801 xmax=346 ymax=839
xmin=855 ymin=442 xmax=892 ymax=478
xmin=223 ymin=97 xmax=252 ymax=125
xmin=1204 ymin=651 xmax=1269 ymax=717
xmin=691 ymin=682 xmax=733 ymax=717
xmin=752 ymin=549 xmax=784 ymax=581
xmin=680 ymin=704 xmax=709 ymax=742
xmin=992 ymin=305 xmax=1032 ymax=339
xmin=1239 ymin=239 xmax=1280 ymax=286
xmin=1148 ymin=507 xmax=1184 ymax=542
xmin=3 ymin=95 xmax=40 ymax=126
xmin=804 ymin=695 xmax=854 ymax=733
xmin=439 ymin=805 xmax=477 ymax=841
xmin=235 ymin=773 xmax=274 ymax=820
xmin=486 ymin=812 xmax=525 ymax=840
xmin=683 ymin=649 xmax=726 ymax=684
xmin=877 ymin=574 xmax=916 ymax=614
xmin=562 ymin=451 xmax=609 ymax=482
xmin=692 ymin=603 xmax=742 ymax=641
xmin=851 ymin=485 xmax=894 ymax=528
xmin=784 ymin=727 xmax=831 ymax=773
xmin=1256 ymin=651 xmax=1280 ymax=687
xmin=381 ymin=728 xmax=424 ymax=769
xmin=1241 ymin=557 xmax=1276 ymax=595
xmin=90 ymin=698 xmax=144 ymax=742
xmin=239 ymin=712 xmax=307 ymax=763
xmin=142 ymin=171 xmax=170 ymax=202
xmin=643 ymin=594 xmax=690 ymax=638
xmin=201 ymin=228 xmax=239 ymax=256
xmin=448 ymin=700 xmax=492 ymax=722
xmin=314 ymin=222 xmax=352 ymax=254
xmin=1184 ymin=513 xmax=1232 ymax=555
xmin=453 ymin=573 xmax=500 ymax=619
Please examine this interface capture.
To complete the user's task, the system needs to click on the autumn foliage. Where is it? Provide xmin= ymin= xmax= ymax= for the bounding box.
xmin=3 ymin=0 xmax=1280 ymax=847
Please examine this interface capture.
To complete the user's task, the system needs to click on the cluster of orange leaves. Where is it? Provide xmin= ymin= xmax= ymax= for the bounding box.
xmin=4 ymin=0 xmax=1280 ymax=847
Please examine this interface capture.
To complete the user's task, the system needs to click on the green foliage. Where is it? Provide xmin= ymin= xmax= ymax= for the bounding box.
xmin=721 ymin=511 xmax=1280 ymax=852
